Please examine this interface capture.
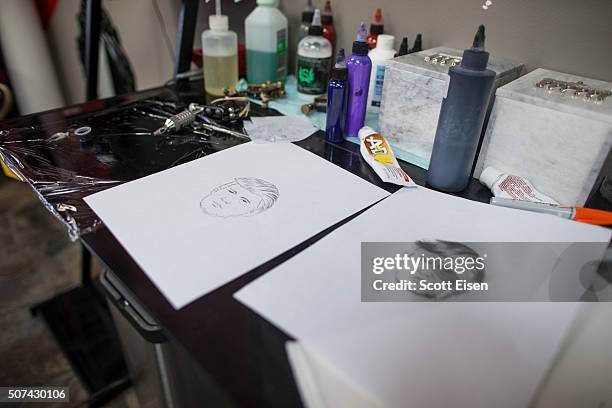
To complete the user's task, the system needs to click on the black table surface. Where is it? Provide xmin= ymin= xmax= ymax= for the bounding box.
xmin=2 ymin=78 xmax=500 ymax=407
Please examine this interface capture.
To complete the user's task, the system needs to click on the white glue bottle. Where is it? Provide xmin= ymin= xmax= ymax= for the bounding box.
xmin=296 ymin=9 xmax=332 ymax=96
xmin=201 ymin=0 xmax=238 ymax=96
xmin=366 ymin=34 xmax=396 ymax=112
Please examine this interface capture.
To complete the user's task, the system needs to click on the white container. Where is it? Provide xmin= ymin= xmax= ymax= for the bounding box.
xmin=378 ymin=46 xmax=524 ymax=169
xmin=296 ymin=9 xmax=332 ymax=96
xmin=201 ymin=14 xmax=238 ymax=96
xmin=366 ymin=34 xmax=395 ymax=112
xmin=245 ymin=0 xmax=288 ymax=83
xmin=476 ymin=68 xmax=612 ymax=206
xmin=480 ymin=167 xmax=559 ymax=204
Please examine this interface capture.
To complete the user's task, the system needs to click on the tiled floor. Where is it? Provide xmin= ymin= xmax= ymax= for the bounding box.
xmin=0 ymin=175 xmax=137 ymax=407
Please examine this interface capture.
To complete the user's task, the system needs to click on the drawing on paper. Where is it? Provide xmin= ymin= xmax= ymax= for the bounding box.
xmin=396 ymin=240 xmax=486 ymax=300
xmin=200 ymin=177 xmax=280 ymax=218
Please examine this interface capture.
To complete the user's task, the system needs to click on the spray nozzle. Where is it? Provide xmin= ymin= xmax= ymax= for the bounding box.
xmin=206 ymin=0 xmax=230 ymax=30
xmin=306 ymin=0 xmax=314 ymax=11
xmin=205 ymin=0 xmax=242 ymax=15
xmin=411 ymin=33 xmax=423 ymax=53
xmin=395 ymin=37 xmax=408 ymax=57
xmin=472 ymin=25 xmax=486 ymax=51
xmin=204 ymin=0 xmax=223 ymax=15
xmin=461 ymin=24 xmax=489 ymax=69
xmin=323 ymin=0 xmax=332 ymax=14
xmin=374 ymin=8 xmax=382 ymax=24
xmin=311 ymin=9 xmax=321 ymax=26
xmin=331 ymin=48 xmax=348 ymax=80
xmin=356 ymin=21 xmax=367 ymax=42
xmin=307 ymin=9 xmax=323 ymax=35
xmin=335 ymin=48 xmax=346 ymax=68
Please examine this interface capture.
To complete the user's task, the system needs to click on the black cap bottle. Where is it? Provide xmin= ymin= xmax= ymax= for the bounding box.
xmin=326 ymin=49 xmax=348 ymax=142
xmin=351 ymin=21 xmax=370 ymax=56
xmin=297 ymin=10 xmax=333 ymax=95
xmin=427 ymin=25 xmax=496 ymax=192
xmin=298 ymin=0 xmax=314 ymax=42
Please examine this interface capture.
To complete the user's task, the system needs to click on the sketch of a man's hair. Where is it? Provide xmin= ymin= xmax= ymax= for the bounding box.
xmin=234 ymin=177 xmax=279 ymax=215
xmin=398 ymin=240 xmax=486 ymax=300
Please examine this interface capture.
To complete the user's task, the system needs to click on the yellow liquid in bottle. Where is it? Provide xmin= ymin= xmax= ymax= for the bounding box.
xmin=203 ymin=54 xmax=238 ymax=96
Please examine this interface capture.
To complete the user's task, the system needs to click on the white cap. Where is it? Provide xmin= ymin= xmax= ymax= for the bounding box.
xmin=311 ymin=8 xmax=321 ymax=26
xmin=209 ymin=14 xmax=228 ymax=31
xmin=376 ymin=34 xmax=395 ymax=50
xmin=256 ymin=0 xmax=277 ymax=6
xmin=479 ymin=166 xmax=504 ymax=189
xmin=357 ymin=126 xmax=376 ymax=141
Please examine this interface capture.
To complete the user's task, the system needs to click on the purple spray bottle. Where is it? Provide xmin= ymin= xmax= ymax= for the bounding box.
xmin=345 ymin=22 xmax=372 ymax=137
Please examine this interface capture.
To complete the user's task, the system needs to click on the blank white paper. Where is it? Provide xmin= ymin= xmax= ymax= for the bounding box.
xmin=286 ymin=341 xmax=384 ymax=408
xmin=84 ymin=142 xmax=389 ymax=309
xmin=235 ymin=187 xmax=611 ymax=408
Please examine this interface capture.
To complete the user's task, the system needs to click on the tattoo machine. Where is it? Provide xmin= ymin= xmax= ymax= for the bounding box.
xmin=152 ymin=103 xmax=250 ymax=140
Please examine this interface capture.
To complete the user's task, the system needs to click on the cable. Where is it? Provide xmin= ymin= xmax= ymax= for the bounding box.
xmin=152 ymin=0 xmax=176 ymax=61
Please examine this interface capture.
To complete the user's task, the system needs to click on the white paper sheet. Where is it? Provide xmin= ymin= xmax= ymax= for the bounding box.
xmin=289 ymin=305 xmax=612 ymax=408
xmin=244 ymin=115 xmax=317 ymax=143
xmin=286 ymin=341 xmax=383 ymax=408
xmin=84 ymin=142 xmax=389 ymax=309
xmin=235 ymin=187 xmax=611 ymax=407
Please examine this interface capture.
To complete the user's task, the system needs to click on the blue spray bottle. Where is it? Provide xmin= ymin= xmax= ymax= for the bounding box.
xmin=427 ymin=25 xmax=495 ymax=192
xmin=345 ymin=22 xmax=372 ymax=138
xmin=325 ymin=49 xmax=348 ymax=143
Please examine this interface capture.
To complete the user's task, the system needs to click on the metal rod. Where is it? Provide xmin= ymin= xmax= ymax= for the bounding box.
xmin=85 ymin=0 xmax=102 ymax=100
xmin=197 ymin=122 xmax=250 ymax=141
xmin=174 ymin=0 xmax=199 ymax=81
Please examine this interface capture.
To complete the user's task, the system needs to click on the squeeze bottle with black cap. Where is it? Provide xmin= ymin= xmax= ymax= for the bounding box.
xmin=345 ymin=22 xmax=372 ymax=137
xmin=427 ymin=25 xmax=495 ymax=192
xmin=325 ymin=49 xmax=348 ymax=143
xmin=298 ymin=0 xmax=314 ymax=43
xmin=297 ymin=9 xmax=332 ymax=95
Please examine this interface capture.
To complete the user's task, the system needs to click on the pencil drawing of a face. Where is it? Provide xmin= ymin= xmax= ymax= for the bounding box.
xmin=200 ymin=177 xmax=279 ymax=218
xmin=396 ymin=240 xmax=486 ymax=300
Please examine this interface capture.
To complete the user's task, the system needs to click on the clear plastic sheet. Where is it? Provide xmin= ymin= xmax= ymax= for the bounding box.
xmin=0 ymin=90 xmax=249 ymax=240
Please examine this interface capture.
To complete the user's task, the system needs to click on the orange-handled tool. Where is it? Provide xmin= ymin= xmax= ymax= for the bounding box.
xmin=491 ymin=197 xmax=612 ymax=226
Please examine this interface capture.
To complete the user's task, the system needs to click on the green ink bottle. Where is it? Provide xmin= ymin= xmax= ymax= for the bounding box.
xmin=245 ymin=0 xmax=288 ymax=83
xmin=297 ymin=9 xmax=332 ymax=96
